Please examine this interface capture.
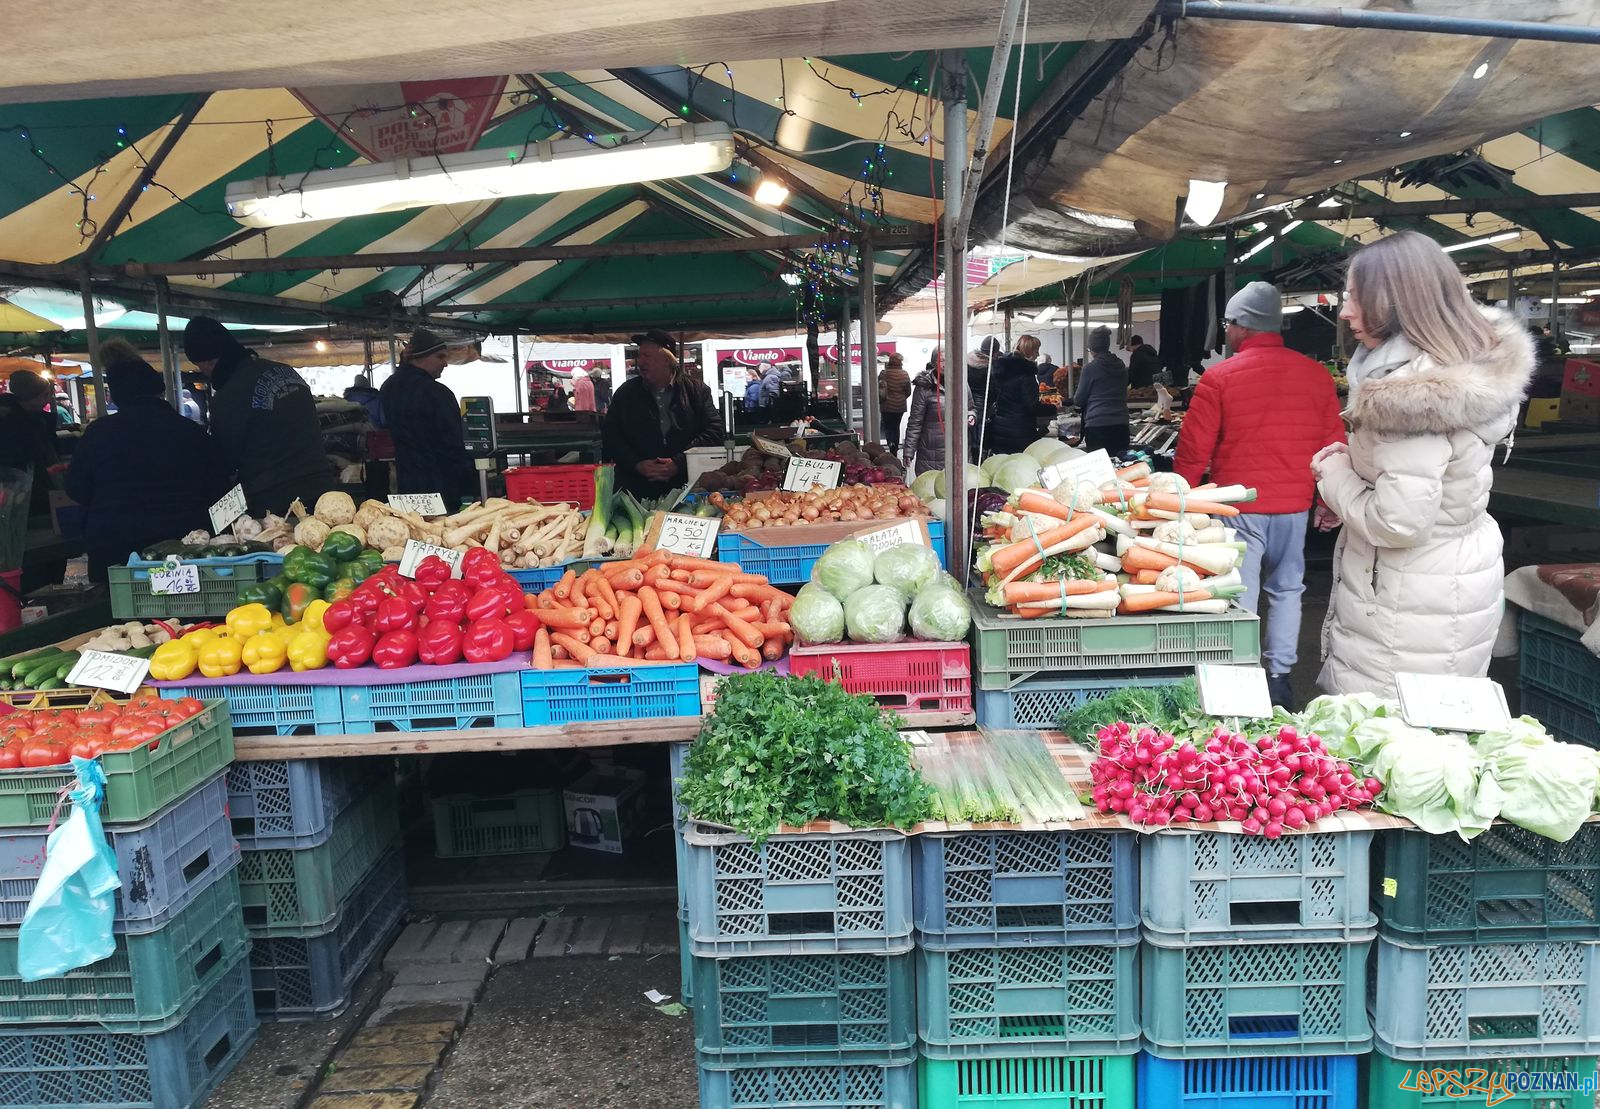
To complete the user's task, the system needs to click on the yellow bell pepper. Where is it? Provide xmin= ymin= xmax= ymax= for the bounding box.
xmin=301 ymin=599 xmax=331 ymax=634
xmin=241 ymin=632 xmax=288 ymax=675
xmin=149 ymin=639 xmax=198 ymax=681
xmin=181 ymin=626 xmax=221 ymax=647
xmin=270 ymin=612 xmax=288 ymax=628
xmin=198 ymin=636 xmax=243 ymax=679
xmin=226 ymin=603 xmax=274 ymax=639
xmin=287 ymin=630 xmax=330 ymax=672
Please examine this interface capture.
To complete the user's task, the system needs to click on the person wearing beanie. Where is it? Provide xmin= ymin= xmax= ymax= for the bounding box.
xmin=183 ymin=315 xmax=332 ymax=516
xmin=379 ymin=329 xmax=475 ymax=510
xmin=602 ymin=331 xmax=721 ymax=499
xmin=0 ymin=368 xmax=61 ymax=522
xmin=1073 ymin=326 xmax=1131 ymax=453
xmin=1174 ymin=281 xmax=1344 ymax=711
xmin=965 ymin=335 xmax=1004 ymax=462
xmin=65 ymin=339 xmax=225 ymax=581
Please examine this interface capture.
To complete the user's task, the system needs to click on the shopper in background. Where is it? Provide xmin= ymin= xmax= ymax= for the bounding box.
xmin=591 ymin=366 xmax=613 ymax=414
xmin=902 ymin=349 xmax=946 ymax=477
xmin=66 ymin=340 xmax=223 ymax=581
xmin=344 ymin=373 xmax=384 ymax=427
xmin=758 ymin=361 xmax=784 ymax=409
xmin=183 ymin=316 xmax=332 ymax=516
xmin=985 ymin=334 xmax=1045 ymax=456
xmin=877 ymin=352 xmax=911 ymax=455
xmin=1126 ymin=334 xmax=1160 ymax=389
xmin=742 ymin=366 xmax=764 ymax=413
xmin=965 ymin=335 xmax=1003 ymax=462
xmin=1315 ymin=231 xmax=1534 ymax=699
xmin=1175 ymin=281 xmax=1344 ymax=711
xmin=571 ymin=365 xmax=596 ymax=413
xmin=0 ymin=370 xmax=59 ymax=522
xmin=380 ymin=329 xmax=475 ymax=511
xmin=602 ymin=330 xmax=721 ymax=499
xmin=1074 ymin=327 xmax=1130 ymax=454
xmin=1036 ymin=351 xmax=1057 ymax=387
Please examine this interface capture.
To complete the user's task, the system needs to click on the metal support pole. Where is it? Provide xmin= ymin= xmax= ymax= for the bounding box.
xmin=79 ymin=276 xmax=101 ymax=418
xmin=941 ymin=50 xmax=971 ymax=580
xmin=1507 ymin=262 xmax=1517 ymax=311
xmin=1550 ymin=253 xmax=1563 ymax=346
xmin=838 ymin=291 xmax=853 ymax=434
xmin=860 ymin=236 xmax=880 ymax=444
xmin=1156 ymin=0 xmax=1600 ymax=45
xmin=153 ymin=279 xmax=182 ymax=412
xmin=511 ymin=332 xmax=524 ymax=415
xmin=953 ymin=0 xmax=1028 ymax=245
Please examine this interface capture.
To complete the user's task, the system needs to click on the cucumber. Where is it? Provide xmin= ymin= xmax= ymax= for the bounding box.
xmin=33 ymin=677 xmax=64 ymax=691
xmin=19 ymin=657 xmax=66 ymax=687
xmin=9 ymin=649 xmax=61 ymax=679
xmin=51 ymin=652 xmax=82 ymax=682
xmin=124 ymin=645 xmax=159 ymax=660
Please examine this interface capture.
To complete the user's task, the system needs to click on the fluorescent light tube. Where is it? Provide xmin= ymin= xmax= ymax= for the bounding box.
xmin=1441 ymin=231 xmax=1520 ymax=253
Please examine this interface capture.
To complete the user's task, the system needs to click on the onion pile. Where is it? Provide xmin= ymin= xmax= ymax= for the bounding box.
xmin=709 ymin=485 xmax=933 ymax=531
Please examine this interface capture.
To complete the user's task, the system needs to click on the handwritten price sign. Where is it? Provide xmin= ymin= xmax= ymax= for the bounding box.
xmin=1196 ymin=664 xmax=1274 ymax=720
xmin=855 ymin=519 xmax=928 ymax=555
xmin=208 ymin=484 xmax=248 ymax=534
xmin=397 ymin=540 xmax=464 ymax=579
xmin=1397 ymin=673 xmax=1510 ymax=734
xmin=148 ymin=560 xmax=201 ymax=596
xmin=68 ymin=650 xmax=151 ymax=694
xmin=781 ymin=456 xmax=843 ymax=492
xmin=388 ymin=493 xmax=448 ymax=517
xmin=1040 ymin=448 xmax=1117 ymax=494
xmin=655 ymin=513 xmax=720 ymax=558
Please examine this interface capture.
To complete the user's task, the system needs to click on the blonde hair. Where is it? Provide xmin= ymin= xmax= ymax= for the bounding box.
xmin=1014 ymin=334 xmax=1041 ymax=360
xmin=1346 ymin=230 xmax=1497 ymax=366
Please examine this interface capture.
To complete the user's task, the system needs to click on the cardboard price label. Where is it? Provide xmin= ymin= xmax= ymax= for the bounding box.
xmin=781 ymin=456 xmax=843 ymax=492
xmin=855 ymin=518 xmax=929 ymax=555
xmin=388 ymin=493 xmax=448 ymax=517
xmin=1397 ymin=673 xmax=1510 ymax=734
xmin=148 ymin=560 xmax=201 ymax=596
xmin=1040 ymin=448 xmax=1117 ymax=493
xmin=655 ymin=513 xmax=720 ymax=558
xmin=208 ymin=484 xmax=248 ymax=534
xmin=67 ymin=649 xmax=151 ymax=695
xmin=1196 ymin=664 xmax=1274 ymax=720
xmin=397 ymin=540 xmax=464 ymax=579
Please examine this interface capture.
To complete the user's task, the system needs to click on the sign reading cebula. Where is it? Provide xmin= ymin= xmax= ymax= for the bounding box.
xmin=781 ymin=456 xmax=843 ymax=492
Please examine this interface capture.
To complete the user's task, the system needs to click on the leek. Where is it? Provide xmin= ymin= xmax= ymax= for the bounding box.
xmin=583 ymin=465 xmax=614 ymax=556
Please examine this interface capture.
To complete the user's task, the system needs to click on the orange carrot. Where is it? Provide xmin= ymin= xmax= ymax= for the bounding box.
xmin=1015 ymin=490 xmax=1083 ymax=522
xmin=639 ymin=586 xmax=678 ymax=656
xmin=533 ymin=627 xmax=553 ymax=669
xmin=591 ymin=573 xmax=619 ymax=613
xmin=615 ymin=595 xmax=642 ymax=658
xmin=604 ymin=619 xmax=619 ymax=640
xmin=729 ymin=582 xmax=792 ymax=606
xmin=571 ymin=573 xmax=590 ymax=608
xmin=750 ymin=621 xmax=792 ymax=639
xmin=1119 ymin=545 xmax=1214 ymax=577
xmin=731 ymin=642 xmax=762 ymax=668
xmin=535 ymin=608 xmax=595 ymax=629
xmin=632 ymin=625 xmax=657 ymax=648
xmin=551 ymin=632 xmax=595 ymax=663
xmin=607 ymin=568 xmax=645 ymax=591
xmin=662 ymin=591 xmax=682 ymax=611
xmin=1143 ymin=492 xmax=1241 ymax=517
xmin=554 ymin=568 xmax=577 ymax=599
xmin=690 ymin=570 xmax=769 ymax=587
xmin=1002 ymin=580 xmax=1116 ymax=603
xmin=590 ymin=636 xmax=613 ymax=654
xmin=670 ymin=568 xmax=692 ymax=581
xmin=644 ymin=645 xmax=672 ymax=660
xmin=1119 ymin=589 xmax=1217 ymax=614
xmin=536 ymin=589 xmax=557 ymax=609
xmin=692 ymin=635 xmax=733 ymax=660
xmin=762 ymin=638 xmax=785 ymax=661
xmin=709 ymin=602 xmax=763 ymax=648
xmin=589 ymin=618 xmax=606 ymax=636
xmin=1133 ymin=569 xmax=1161 ymax=585
xmin=689 ymin=575 xmax=733 ymax=613
xmin=585 ymin=653 xmax=643 ymax=668
xmin=552 ymin=644 xmax=568 ymax=659
xmin=988 ymin=516 xmax=1099 ymax=577
xmin=668 ymin=555 xmax=734 ymax=574
xmin=676 ymin=614 xmax=696 ymax=663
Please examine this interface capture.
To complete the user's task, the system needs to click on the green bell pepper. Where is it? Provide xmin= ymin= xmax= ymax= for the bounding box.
xmin=282 ymin=546 xmax=338 ymax=590
xmin=281 ymin=581 xmax=321 ymax=624
xmin=356 ymin=549 xmax=386 ymax=577
xmin=238 ymin=578 xmax=285 ymax=610
xmin=323 ymin=577 xmax=357 ymax=603
xmin=322 ymin=531 xmax=364 ymax=563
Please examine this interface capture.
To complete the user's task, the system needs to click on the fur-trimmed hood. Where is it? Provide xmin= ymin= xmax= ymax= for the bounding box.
xmin=1346 ymin=306 xmax=1533 ymax=436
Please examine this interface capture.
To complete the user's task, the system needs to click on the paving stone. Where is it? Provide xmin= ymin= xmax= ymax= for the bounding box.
xmin=378 ymin=980 xmax=482 ymax=1008
xmin=351 ymin=1023 xmax=456 ymax=1049
xmin=308 ymin=1094 xmax=419 ymax=1109
xmin=604 ymin=914 xmax=646 ymax=955
xmin=390 ymin=962 xmax=489 ymax=988
xmin=427 ymin=919 xmax=471 ymax=957
xmin=318 ymin=1065 xmax=434 ymax=1094
xmin=640 ymin=910 xmax=679 ymax=956
xmin=371 ymin=1000 xmax=471 ymax=1028
xmin=454 ymin=918 xmax=506 ymax=963
xmin=336 ymin=1042 xmax=449 ymax=1070
xmin=493 ymin=916 xmax=541 ymax=964
xmin=564 ymin=916 xmax=608 ymax=956
xmin=531 ymin=917 xmax=575 ymax=958
xmin=382 ymin=923 xmax=439 ymax=969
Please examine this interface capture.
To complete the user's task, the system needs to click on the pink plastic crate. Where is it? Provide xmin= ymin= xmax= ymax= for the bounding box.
xmin=503 ymin=464 xmax=599 ymax=508
xmin=788 ymin=641 xmax=973 ymax=716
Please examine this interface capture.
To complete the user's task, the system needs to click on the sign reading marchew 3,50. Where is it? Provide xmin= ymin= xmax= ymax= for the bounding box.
xmin=782 ymin=456 xmax=843 ymax=492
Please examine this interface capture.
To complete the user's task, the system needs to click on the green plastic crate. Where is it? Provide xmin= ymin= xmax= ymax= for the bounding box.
xmin=238 ymin=782 xmax=399 ymax=936
xmin=108 ymin=559 xmax=278 ymax=621
xmin=1365 ymin=1051 xmax=1599 ymax=1108
xmin=0 ymin=868 xmax=246 ymax=1027
xmin=968 ymin=592 xmax=1260 ymax=687
xmin=0 ymin=701 xmax=235 ymax=827
xmin=1518 ymin=611 xmax=1600 ymax=707
xmin=919 ymin=1053 xmax=1134 ymax=1109
xmin=431 ymin=788 xmax=565 ymax=857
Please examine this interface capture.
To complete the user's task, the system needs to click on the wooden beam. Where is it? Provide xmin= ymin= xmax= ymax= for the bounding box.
xmin=85 ymin=94 xmax=210 ymax=261
xmin=430 ymin=288 xmax=784 ymax=314
xmin=233 ymin=718 xmax=705 ymax=760
xmin=1292 ymin=192 xmax=1600 ymax=222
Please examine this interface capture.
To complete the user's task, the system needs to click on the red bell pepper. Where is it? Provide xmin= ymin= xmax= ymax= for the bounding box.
xmin=412 ymin=555 xmax=452 ymax=590
xmin=504 ymin=610 xmax=542 ymax=652
xmin=322 ymin=598 xmax=359 ymax=634
xmin=423 ymin=589 xmax=468 ymax=626
xmin=465 ymin=587 xmax=509 ymax=624
xmin=418 ymin=622 xmax=463 ymax=665
xmin=462 ymin=617 xmax=516 ymax=663
xmin=373 ymin=629 xmax=419 ymax=669
xmin=396 ymin=579 xmax=429 ymax=612
xmin=461 ymin=546 xmax=502 ymax=588
xmin=328 ymin=624 xmax=376 ymax=669
xmin=374 ymin=596 xmax=417 ymax=634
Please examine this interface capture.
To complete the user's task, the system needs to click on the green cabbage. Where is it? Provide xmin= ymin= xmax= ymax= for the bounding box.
xmin=1367 ymin=728 xmax=1499 ymax=839
xmin=789 ymin=583 xmax=845 ymax=645
xmin=911 ymin=470 xmax=940 ymax=502
xmin=991 ymin=455 xmax=1043 ymax=494
xmin=843 ymin=584 xmax=907 ymax=642
xmin=934 ymin=465 xmax=984 ymax=499
xmin=1024 ymin=438 xmax=1070 ymax=464
xmin=874 ymin=543 xmax=940 ymax=596
xmin=1478 ymin=717 xmax=1598 ymax=842
xmin=909 ymin=583 xmax=972 ymax=641
xmin=812 ymin=540 xmax=876 ymax=600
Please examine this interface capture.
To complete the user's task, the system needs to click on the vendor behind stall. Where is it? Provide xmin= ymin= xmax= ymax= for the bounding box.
xmin=380 ymin=330 xmax=475 ymax=511
xmin=65 ymin=340 xmax=224 ymax=581
xmin=183 ymin=316 xmax=333 ymax=516
xmin=602 ymin=330 xmax=720 ymax=498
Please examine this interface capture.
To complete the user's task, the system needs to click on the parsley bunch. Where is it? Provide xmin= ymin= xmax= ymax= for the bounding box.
xmin=678 ymin=671 xmax=933 ymax=842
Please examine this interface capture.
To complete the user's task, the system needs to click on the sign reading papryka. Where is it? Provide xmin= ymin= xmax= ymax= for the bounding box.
xmin=294 ymin=77 xmax=508 ymax=163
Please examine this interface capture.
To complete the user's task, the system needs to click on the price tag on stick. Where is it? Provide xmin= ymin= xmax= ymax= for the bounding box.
xmin=781 ymin=455 xmax=842 ymax=492
xmin=1040 ymin=449 xmax=1117 ymax=493
xmin=388 ymin=493 xmax=448 ymax=517
xmin=208 ymin=484 xmax=248 ymax=534
xmin=1196 ymin=664 xmax=1275 ymax=720
xmin=148 ymin=560 xmax=200 ymax=596
xmin=1396 ymin=673 xmax=1510 ymax=734
xmin=68 ymin=650 xmax=151 ymax=695
xmin=397 ymin=539 xmax=464 ymax=579
xmin=655 ymin=513 xmax=720 ymax=558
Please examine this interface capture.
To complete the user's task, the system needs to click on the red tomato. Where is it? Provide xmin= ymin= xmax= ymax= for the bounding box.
xmin=173 ymin=698 xmax=204 ymax=719
xmin=21 ymin=738 xmax=67 ymax=768
xmin=0 ymin=746 xmax=20 ymax=770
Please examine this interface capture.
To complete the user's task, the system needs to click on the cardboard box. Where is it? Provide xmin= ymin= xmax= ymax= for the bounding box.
xmin=1562 ymin=358 xmax=1600 ymax=398
xmin=563 ymin=767 xmax=646 ymax=854
xmin=1560 ymin=393 xmax=1600 ymax=425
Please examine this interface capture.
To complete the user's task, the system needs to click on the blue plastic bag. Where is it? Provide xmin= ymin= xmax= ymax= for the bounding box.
xmin=18 ymin=758 xmax=119 ymax=981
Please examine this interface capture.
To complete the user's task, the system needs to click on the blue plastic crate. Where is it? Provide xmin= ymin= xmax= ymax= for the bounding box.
xmin=226 ymin=757 xmax=387 ymax=849
xmin=913 ymin=830 xmax=1138 ymax=947
xmin=249 ymin=848 xmax=407 ymax=1021
xmin=1138 ymin=1053 xmax=1358 ymax=1109
xmin=917 ymin=937 xmax=1140 ymax=1058
xmin=159 ymin=682 xmax=345 ymax=737
xmin=1519 ymin=686 xmax=1600 ymax=749
xmin=1142 ymin=929 xmax=1374 ymax=1057
xmin=1518 ymin=611 xmax=1600 ymax=707
xmin=698 ymin=1049 xmax=917 ymax=1109
xmin=975 ymin=673 xmax=1191 ymax=729
xmin=0 ymin=772 xmax=236 ymax=933
xmin=342 ymin=671 xmax=523 ymax=733
xmin=682 ymin=827 xmax=913 ymax=957
xmin=1371 ymin=934 xmax=1600 ymax=1060
xmin=520 ymin=663 xmax=700 ymax=726
xmin=1141 ymin=830 xmax=1375 ymax=941
xmin=509 ymin=559 xmax=602 ymax=594
xmin=717 ymin=521 xmax=946 ymax=585
xmin=0 ymin=953 xmax=257 ymax=1109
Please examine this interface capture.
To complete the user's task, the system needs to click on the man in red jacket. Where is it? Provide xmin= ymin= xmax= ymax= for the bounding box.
xmin=1174 ymin=282 xmax=1345 ymax=710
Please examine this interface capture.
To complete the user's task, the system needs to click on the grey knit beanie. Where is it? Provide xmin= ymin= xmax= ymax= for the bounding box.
xmin=1224 ymin=281 xmax=1283 ymax=332
xmin=1087 ymin=326 xmax=1112 ymax=353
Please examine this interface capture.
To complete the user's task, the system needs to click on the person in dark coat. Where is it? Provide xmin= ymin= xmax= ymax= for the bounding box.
xmin=901 ymin=349 xmax=946 ymax=477
xmin=965 ymin=335 xmax=1003 ymax=462
xmin=877 ymin=353 xmax=912 ymax=455
xmin=65 ymin=341 xmax=225 ymax=582
xmin=183 ymin=316 xmax=332 ymax=516
xmin=344 ymin=373 xmax=384 ymax=426
xmin=1126 ymin=335 xmax=1161 ymax=389
xmin=0 ymin=370 xmax=60 ymax=521
xmin=1036 ymin=352 xmax=1057 ymax=387
xmin=379 ymin=330 xmax=475 ymax=511
xmin=602 ymin=330 xmax=720 ymax=499
xmin=983 ymin=334 xmax=1045 ymax=456
xmin=1075 ymin=326 xmax=1131 ymax=454
xmin=591 ymin=367 xmax=613 ymax=414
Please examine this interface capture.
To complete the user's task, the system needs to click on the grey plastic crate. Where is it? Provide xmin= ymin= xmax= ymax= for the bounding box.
xmin=226 ymin=758 xmax=387 ymax=850
xmin=1141 ymin=829 xmax=1376 ymax=940
xmin=698 ymin=1049 xmax=917 ymax=1109
xmin=913 ymin=830 xmax=1138 ymax=946
xmin=682 ymin=826 xmax=913 ymax=957
xmin=1371 ymin=934 xmax=1600 ymax=1060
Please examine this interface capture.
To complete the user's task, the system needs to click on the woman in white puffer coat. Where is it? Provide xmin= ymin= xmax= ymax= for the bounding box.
xmin=1313 ymin=231 xmax=1534 ymax=698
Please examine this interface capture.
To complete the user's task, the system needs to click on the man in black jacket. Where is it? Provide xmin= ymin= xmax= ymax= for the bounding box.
xmin=183 ymin=316 xmax=332 ymax=516
xmin=602 ymin=330 xmax=720 ymax=498
xmin=380 ymin=330 xmax=475 ymax=511
xmin=1126 ymin=335 xmax=1161 ymax=389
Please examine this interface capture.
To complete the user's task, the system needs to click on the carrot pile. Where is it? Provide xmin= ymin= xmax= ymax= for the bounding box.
xmin=525 ymin=552 xmax=794 ymax=669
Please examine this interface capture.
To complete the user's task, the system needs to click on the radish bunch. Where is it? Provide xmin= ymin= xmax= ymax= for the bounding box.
xmin=1089 ymin=722 xmax=1382 ymax=837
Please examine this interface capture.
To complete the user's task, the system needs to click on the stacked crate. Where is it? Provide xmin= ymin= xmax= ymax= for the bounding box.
xmin=231 ymin=758 xmax=406 ymax=1020
xmin=1365 ymin=823 xmax=1600 ymax=1107
xmin=0 ymin=702 xmax=254 ymax=1109
xmin=913 ymin=828 xmax=1140 ymax=1109
xmin=1136 ymin=829 xmax=1374 ymax=1108
xmin=1516 ymin=611 xmax=1600 ymax=749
